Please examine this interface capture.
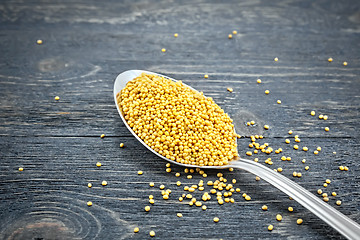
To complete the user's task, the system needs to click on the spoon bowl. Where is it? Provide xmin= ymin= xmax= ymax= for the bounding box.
xmin=114 ymin=70 xmax=360 ymax=240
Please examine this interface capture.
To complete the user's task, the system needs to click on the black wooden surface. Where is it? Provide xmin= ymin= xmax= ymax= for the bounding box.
xmin=1 ymin=0 xmax=360 ymax=239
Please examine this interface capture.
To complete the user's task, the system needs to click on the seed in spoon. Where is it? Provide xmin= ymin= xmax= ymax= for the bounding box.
xmin=117 ymin=73 xmax=238 ymax=166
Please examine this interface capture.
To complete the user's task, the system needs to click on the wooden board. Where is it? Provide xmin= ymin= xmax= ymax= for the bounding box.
xmin=0 ymin=0 xmax=360 ymax=239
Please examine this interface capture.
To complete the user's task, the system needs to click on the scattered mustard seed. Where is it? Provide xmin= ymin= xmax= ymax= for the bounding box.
xmin=149 ymin=231 xmax=155 ymax=237
xmin=138 ymin=170 xmax=143 ymax=175
xmin=264 ymin=125 xmax=269 ymax=130
xmin=18 ymin=167 xmax=24 ymax=171
xmin=88 ymin=183 xmax=92 ymax=188
xmin=174 ymin=33 xmax=178 ymax=37
xmin=336 ymin=200 xmax=342 ymax=206
xmin=161 ymin=48 xmax=166 ymax=52
xmin=276 ymin=214 xmax=282 ymax=221
xmin=305 ymin=166 xmax=309 ymax=171
xmin=100 ymin=134 xmax=105 ymax=138
xmin=204 ymin=74 xmax=209 ymax=79
xmin=343 ymin=61 xmax=348 ymax=66
xmin=232 ymin=30 xmax=238 ymax=34
xmin=277 ymin=100 xmax=281 ymax=104
xmin=228 ymin=34 xmax=233 ymax=39
xmin=311 ymin=111 xmax=315 ymax=116
xmin=160 ymin=185 xmax=165 ymax=190
xmin=134 ymin=227 xmax=139 ymax=233
xmin=274 ymin=57 xmax=279 ymax=62
xmin=297 ymin=219 xmax=303 ymax=225
xmin=288 ymin=207 xmax=294 ymax=212
xmin=120 ymin=143 xmax=124 ymax=148
xmin=265 ymin=90 xmax=270 ymax=95
xmin=54 ymin=96 xmax=60 ymax=101
xmin=87 ymin=201 xmax=93 ymax=206
xmin=177 ymin=213 xmax=183 ymax=217
xmin=227 ymin=87 xmax=233 ymax=92
xmin=328 ymin=57 xmax=333 ymax=62
xmin=268 ymin=225 xmax=274 ymax=231
xmin=262 ymin=205 xmax=268 ymax=211
xmin=323 ymin=115 xmax=328 ymax=120
xmin=213 ymin=217 xmax=220 ymax=222
xmin=303 ymin=147 xmax=308 ymax=152
xmin=325 ymin=127 xmax=330 ymax=132
xmin=96 ymin=162 xmax=101 ymax=167
xmin=332 ymin=192 xmax=337 ymax=196
xmin=36 ymin=39 xmax=43 ymax=45
xmin=145 ymin=206 xmax=151 ymax=211
xmin=149 ymin=182 xmax=154 ymax=187
xmin=257 ymin=79 xmax=262 ymax=84
xmin=102 ymin=180 xmax=107 ymax=186
xmin=326 ymin=179 xmax=331 ymax=184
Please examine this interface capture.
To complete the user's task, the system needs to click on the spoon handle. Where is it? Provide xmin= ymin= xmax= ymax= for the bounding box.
xmin=231 ymin=159 xmax=360 ymax=240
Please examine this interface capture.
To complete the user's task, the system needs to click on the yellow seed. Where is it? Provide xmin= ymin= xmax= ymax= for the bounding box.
xmin=311 ymin=111 xmax=315 ymax=116
xmin=227 ymin=87 xmax=233 ymax=92
xmin=294 ymin=145 xmax=299 ymax=150
xmin=317 ymin=189 xmax=323 ymax=195
xmin=160 ymin=185 xmax=165 ymax=190
xmin=202 ymin=205 xmax=207 ymax=210
xmin=254 ymin=158 xmax=259 ymax=162
xmin=297 ymin=219 xmax=303 ymax=225
xmin=149 ymin=199 xmax=154 ymax=204
xmin=161 ymin=48 xmax=166 ymax=52
xmin=250 ymin=120 xmax=255 ymax=125
xmin=265 ymin=90 xmax=270 ymax=95
xmin=149 ymin=182 xmax=154 ymax=187
xmin=175 ymin=172 xmax=180 ymax=177
xmin=213 ymin=217 xmax=219 ymax=222
xmin=166 ymin=168 xmax=171 ymax=173
xmin=288 ymin=130 xmax=293 ymax=135
xmin=236 ymin=188 xmax=241 ymax=192
xmin=232 ymin=30 xmax=238 ymax=34
xmin=319 ymin=114 xmax=324 ymax=119
xmin=149 ymin=195 xmax=154 ymax=199
xmin=245 ymin=195 xmax=251 ymax=201
xmin=274 ymin=57 xmax=279 ymax=62
xmin=305 ymin=166 xmax=309 ymax=171
xmin=302 ymin=159 xmax=306 ymax=163
xmin=189 ymin=187 xmax=195 ymax=192
xmin=268 ymin=225 xmax=274 ymax=231
xmin=88 ymin=183 xmax=92 ymax=188
xmin=325 ymin=127 xmax=329 ymax=132
xmin=322 ymin=193 xmax=328 ymax=198
xmin=302 ymin=147 xmax=308 ymax=151
xmin=187 ymin=175 xmax=193 ymax=179
xmin=163 ymin=195 xmax=169 ymax=200
xmin=325 ymin=179 xmax=331 ymax=184
xmin=297 ymin=172 xmax=302 ymax=178
xmin=323 ymin=183 xmax=328 ymax=187
xmin=262 ymin=205 xmax=268 ymax=211
xmin=339 ymin=166 xmax=344 ymax=171
xmin=102 ymin=180 xmax=107 ymax=186
xmin=277 ymin=168 xmax=283 ymax=172
xmin=189 ymin=201 xmax=193 ymax=206
xmin=178 ymin=197 xmax=183 ymax=202
xmin=174 ymin=33 xmax=178 ymax=37
xmin=328 ymin=57 xmax=333 ymax=62
xmin=134 ymin=227 xmax=139 ymax=233
xmin=119 ymin=143 xmax=124 ymax=148
xmin=177 ymin=213 xmax=183 ymax=217
xmin=276 ymin=214 xmax=282 ymax=221
xmin=323 ymin=197 xmax=329 ymax=202
xmin=229 ymin=168 xmax=234 ymax=172
xmin=343 ymin=61 xmax=348 ymax=66
xmin=277 ymin=100 xmax=281 ymax=104
xmin=87 ymin=201 xmax=92 ymax=206
xmin=323 ymin=115 xmax=328 ymax=120
xmin=96 ymin=162 xmax=101 ymax=167
xmin=281 ymin=156 xmax=286 ymax=161
xmin=336 ymin=200 xmax=342 ymax=206
xmin=286 ymin=157 xmax=291 ymax=161
xmin=256 ymin=176 xmax=260 ymax=181
xmin=176 ymin=181 xmax=181 ymax=186
xmin=264 ymin=125 xmax=269 ymax=130
xmin=314 ymin=150 xmax=319 ymax=155
xmin=145 ymin=206 xmax=151 ymax=211
xmin=257 ymin=79 xmax=262 ymax=84
xmin=36 ymin=39 xmax=43 ymax=45
xmin=138 ymin=170 xmax=143 ymax=175
xmin=288 ymin=207 xmax=293 ymax=212
xmin=285 ymin=139 xmax=290 ymax=144
xmin=54 ymin=96 xmax=60 ymax=101
xmin=100 ymin=134 xmax=105 ymax=138
xmin=293 ymin=172 xmax=297 ymax=177
xmin=317 ymin=147 xmax=322 ymax=151
xmin=246 ymin=151 xmax=253 ymax=156
xmin=149 ymin=231 xmax=155 ymax=237
xmin=344 ymin=166 xmax=349 ymax=171
xmin=18 ymin=167 xmax=24 ymax=171
xmin=228 ymin=34 xmax=233 ymax=39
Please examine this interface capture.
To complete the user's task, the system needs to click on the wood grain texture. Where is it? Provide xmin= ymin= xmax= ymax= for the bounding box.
xmin=0 ymin=0 xmax=360 ymax=239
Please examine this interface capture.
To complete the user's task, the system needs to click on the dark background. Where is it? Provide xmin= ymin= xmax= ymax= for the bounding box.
xmin=0 ymin=0 xmax=359 ymax=239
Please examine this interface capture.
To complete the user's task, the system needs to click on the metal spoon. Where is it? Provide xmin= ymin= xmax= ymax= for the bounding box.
xmin=114 ymin=70 xmax=360 ymax=240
